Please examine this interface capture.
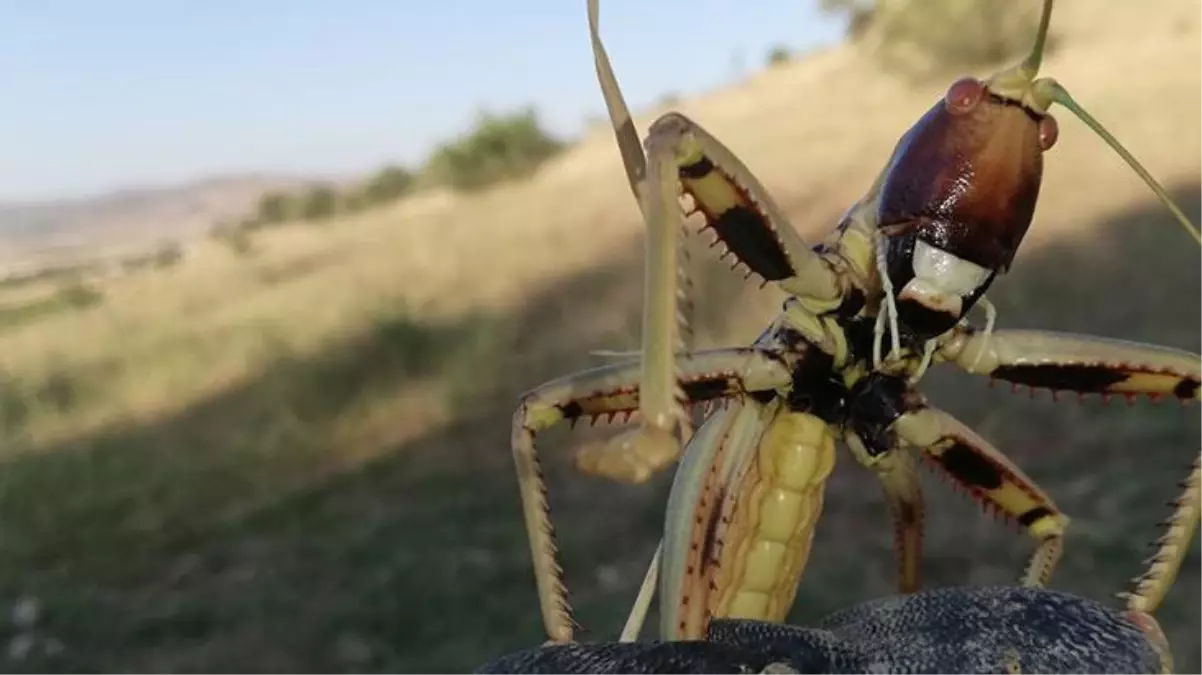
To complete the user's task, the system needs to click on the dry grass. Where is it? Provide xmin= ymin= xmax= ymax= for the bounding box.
xmin=0 ymin=1 xmax=1197 ymax=671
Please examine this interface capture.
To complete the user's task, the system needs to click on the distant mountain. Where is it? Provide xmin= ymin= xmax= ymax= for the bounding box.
xmin=0 ymin=174 xmax=325 ymax=265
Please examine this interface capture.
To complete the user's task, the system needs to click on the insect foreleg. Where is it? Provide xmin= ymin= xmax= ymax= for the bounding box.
xmin=940 ymin=327 xmax=1201 ymax=402
xmin=586 ymin=0 xmax=839 ymax=302
xmin=512 ymin=348 xmax=791 ymax=643
xmin=587 ymin=0 xmax=844 ymax=497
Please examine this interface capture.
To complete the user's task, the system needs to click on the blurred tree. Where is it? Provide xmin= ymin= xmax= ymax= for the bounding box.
xmin=300 ymin=185 xmax=340 ymax=221
xmin=151 ymin=243 xmax=183 ymax=269
xmin=256 ymin=191 xmax=294 ymax=225
xmin=424 ymin=107 xmax=565 ymax=191
xmin=819 ymin=0 xmax=877 ymax=39
xmin=819 ymin=0 xmax=1048 ymax=78
xmin=766 ymin=45 xmax=792 ymax=67
xmin=361 ymin=165 xmax=414 ymax=205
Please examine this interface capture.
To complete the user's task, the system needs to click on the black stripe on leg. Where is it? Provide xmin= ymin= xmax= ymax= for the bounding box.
xmin=991 ymin=364 xmax=1128 ymax=392
xmin=678 ymin=158 xmax=796 ymax=281
xmin=558 ymin=401 xmax=584 ymax=418
xmin=1173 ymin=378 xmax=1200 ymax=400
xmin=679 ymin=157 xmax=714 ymax=179
xmin=709 ymin=206 xmax=796 ymax=281
xmin=1018 ymin=506 xmax=1055 ymax=528
xmin=936 ymin=442 xmax=1004 ymax=490
xmin=681 ymin=377 xmax=737 ymax=403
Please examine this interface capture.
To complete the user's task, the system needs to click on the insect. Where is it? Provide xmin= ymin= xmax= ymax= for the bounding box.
xmin=508 ymin=0 xmax=1202 ymax=647
xmin=481 ymin=458 xmax=1199 ymax=673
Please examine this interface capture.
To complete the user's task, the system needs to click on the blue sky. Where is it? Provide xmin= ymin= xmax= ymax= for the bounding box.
xmin=0 ymin=1 xmax=845 ymax=202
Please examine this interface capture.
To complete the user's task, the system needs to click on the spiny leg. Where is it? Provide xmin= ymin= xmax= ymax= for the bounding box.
xmin=847 ymin=434 xmax=926 ymax=594
xmin=889 ymin=402 xmax=1069 ymax=587
xmin=588 ymin=0 xmax=690 ymax=477
xmin=512 ymin=348 xmax=791 ymax=642
xmin=587 ymin=0 xmax=842 ymax=488
xmin=1121 ymin=452 xmax=1201 ymax=671
xmin=940 ymin=326 xmax=1201 ymax=403
xmin=587 ymin=0 xmax=839 ymax=299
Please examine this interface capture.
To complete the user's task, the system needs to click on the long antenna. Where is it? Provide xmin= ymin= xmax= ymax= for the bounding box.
xmin=1035 ymin=79 xmax=1202 ymax=246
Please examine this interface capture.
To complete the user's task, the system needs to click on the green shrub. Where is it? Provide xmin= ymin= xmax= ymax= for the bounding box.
xmin=255 ymin=191 xmax=298 ymax=226
xmin=423 ymin=107 xmax=565 ymax=191
xmin=151 ymin=244 xmax=184 ymax=269
xmin=57 ymin=281 xmax=103 ymax=309
xmin=766 ymin=46 xmax=791 ymax=67
xmin=210 ymin=224 xmax=258 ymax=258
xmin=360 ymin=165 xmax=414 ymax=206
xmin=300 ymin=185 xmax=340 ymax=222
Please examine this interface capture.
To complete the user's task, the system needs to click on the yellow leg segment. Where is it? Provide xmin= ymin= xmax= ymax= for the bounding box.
xmin=941 ymin=327 xmax=1201 ymax=403
xmin=891 ymin=405 xmax=1069 ymax=587
xmin=847 ymin=434 xmax=926 ymax=594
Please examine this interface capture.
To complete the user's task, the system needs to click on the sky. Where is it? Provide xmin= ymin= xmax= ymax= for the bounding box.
xmin=0 ymin=1 xmax=846 ymax=202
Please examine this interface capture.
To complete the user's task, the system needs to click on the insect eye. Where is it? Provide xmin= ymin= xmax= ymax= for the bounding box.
xmin=944 ymin=77 xmax=985 ymax=115
xmin=1038 ymin=114 xmax=1059 ymax=151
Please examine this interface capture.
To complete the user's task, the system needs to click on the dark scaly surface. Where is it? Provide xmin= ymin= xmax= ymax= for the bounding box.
xmin=475 ymin=586 xmax=1163 ymax=674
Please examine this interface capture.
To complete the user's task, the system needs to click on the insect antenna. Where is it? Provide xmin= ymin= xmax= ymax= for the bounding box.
xmin=587 ymin=0 xmax=691 ymax=466
xmin=1000 ymin=0 xmax=1201 ymax=245
xmin=1037 ymin=80 xmax=1201 ymax=245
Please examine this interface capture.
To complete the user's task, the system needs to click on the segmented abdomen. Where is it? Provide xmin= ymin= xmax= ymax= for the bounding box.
xmin=709 ymin=409 xmax=837 ymax=622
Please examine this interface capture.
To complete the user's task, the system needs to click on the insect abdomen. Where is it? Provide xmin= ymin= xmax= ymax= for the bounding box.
xmin=710 ymin=410 xmax=837 ymax=622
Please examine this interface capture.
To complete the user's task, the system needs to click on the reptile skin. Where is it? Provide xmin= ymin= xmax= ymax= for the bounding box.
xmin=475 ymin=585 xmax=1166 ymax=674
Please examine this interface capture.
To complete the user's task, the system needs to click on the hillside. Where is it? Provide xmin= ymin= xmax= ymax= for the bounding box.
xmin=0 ymin=174 xmax=323 ymax=271
xmin=0 ymin=0 xmax=1197 ymax=671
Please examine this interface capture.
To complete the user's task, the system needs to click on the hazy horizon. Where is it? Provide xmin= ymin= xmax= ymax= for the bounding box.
xmin=2 ymin=1 xmax=844 ymax=203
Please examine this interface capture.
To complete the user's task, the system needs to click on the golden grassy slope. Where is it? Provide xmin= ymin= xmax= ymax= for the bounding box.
xmin=0 ymin=2 xmax=1197 ymax=671
xmin=3 ymin=0 xmax=1198 ymax=451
